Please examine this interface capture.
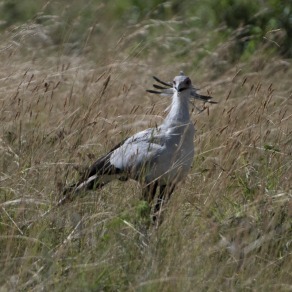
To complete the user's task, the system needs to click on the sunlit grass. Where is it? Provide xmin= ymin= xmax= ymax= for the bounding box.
xmin=0 ymin=9 xmax=291 ymax=291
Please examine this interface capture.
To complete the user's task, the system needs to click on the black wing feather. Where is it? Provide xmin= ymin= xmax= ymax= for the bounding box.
xmin=85 ymin=138 xmax=127 ymax=178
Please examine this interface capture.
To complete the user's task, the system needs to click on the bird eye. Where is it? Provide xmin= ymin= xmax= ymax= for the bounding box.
xmin=173 ymin=80 xmax=176 ymax=85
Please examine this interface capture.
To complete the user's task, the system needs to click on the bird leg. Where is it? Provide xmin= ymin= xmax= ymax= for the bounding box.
xmin=152 ymin=184 xmax=175 ymax=222
xmin=142 ymin=181 xmax=158 ymax=203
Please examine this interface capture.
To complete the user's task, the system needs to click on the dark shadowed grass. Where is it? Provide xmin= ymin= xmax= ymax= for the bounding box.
xmin=0 ymin=15 xmax=291 ymax=292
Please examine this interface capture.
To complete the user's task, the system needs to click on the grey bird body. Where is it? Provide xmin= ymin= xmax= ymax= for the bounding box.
xmin=61 ymin=72 xmax=215 ymax=220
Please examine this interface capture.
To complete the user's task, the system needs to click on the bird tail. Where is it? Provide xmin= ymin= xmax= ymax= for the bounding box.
xmin=57 ymin=183 xmax=79 ymax=206
xmin=59 ymin=141 xmax=127 ymax=206
xmin=58 ymin=175 xmax=108 ymax=206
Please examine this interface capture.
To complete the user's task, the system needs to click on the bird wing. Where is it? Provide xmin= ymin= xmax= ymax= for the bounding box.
xmin=74 ymin=127 xmax=164 ymax=185
xmin=84 ymin=137 xmax=128 ymax=179
xmin=109 ymin=127 xmax=165 ymax=173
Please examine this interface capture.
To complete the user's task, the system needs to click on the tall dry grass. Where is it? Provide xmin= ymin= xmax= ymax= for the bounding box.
xmin=0 ymin=19 xmax=291 ymax=291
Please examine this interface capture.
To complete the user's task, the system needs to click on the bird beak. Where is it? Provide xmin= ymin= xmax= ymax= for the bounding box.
xmin=176 ymin=85 xmax=183 ymax=92
xmin=177 ymin=83 xmax=188 ymax=92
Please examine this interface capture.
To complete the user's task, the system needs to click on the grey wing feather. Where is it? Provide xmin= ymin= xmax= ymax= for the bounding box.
xmin=110 ymin=128 xmax=164 ymax=172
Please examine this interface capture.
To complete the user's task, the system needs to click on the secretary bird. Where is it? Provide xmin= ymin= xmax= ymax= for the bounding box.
xmin=60 ymin=72 xmax=216 ymax=220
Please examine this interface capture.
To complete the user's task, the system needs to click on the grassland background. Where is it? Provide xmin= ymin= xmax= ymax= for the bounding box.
xmin=0 ymin=0 xmax=291 ymax=291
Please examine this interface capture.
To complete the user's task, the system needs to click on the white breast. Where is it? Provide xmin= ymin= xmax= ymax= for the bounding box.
xmin=144 ymin=122 xmax=195 ymax=184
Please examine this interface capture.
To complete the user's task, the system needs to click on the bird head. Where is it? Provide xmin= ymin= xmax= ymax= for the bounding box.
xmin=146 ymin=71 xmax=218 ymax=105
xmin=173 ymin=72 xmax=192 ymax=95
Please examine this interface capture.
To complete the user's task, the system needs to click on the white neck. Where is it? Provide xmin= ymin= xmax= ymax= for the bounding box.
xmin=163 ymin=91 xmax=190 ymax=127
